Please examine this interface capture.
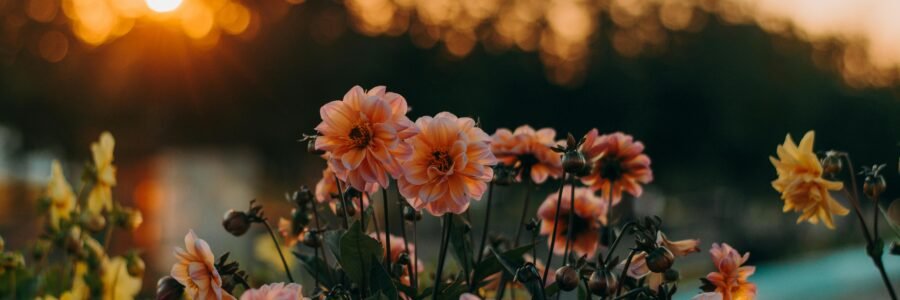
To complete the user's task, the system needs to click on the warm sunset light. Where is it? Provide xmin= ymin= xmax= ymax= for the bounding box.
xmin=146 ymin=0 xmax=182 ymax=13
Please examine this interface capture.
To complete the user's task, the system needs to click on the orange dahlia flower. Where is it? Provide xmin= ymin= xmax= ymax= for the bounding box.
xmin=490 ymin=125 xmax=563 ymax=184
xmin=537 ymin=186 xmax=607 ymax=258
xmin=705 ymin=243 xmax=756 ymax=300
xmin=171 ymin=230 xmax=235 ymax=300
xmin=315 ymin=86 xmax=418 ymax=191
xmin=397 ymin=112 xmax=497 ymax=216
xmin=770 ymin=131 xmax=848 ymax=229
xmin=579 ymin=130 xmax=653 ymax=205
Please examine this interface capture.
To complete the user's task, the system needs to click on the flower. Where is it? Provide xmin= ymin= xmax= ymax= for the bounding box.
xmin=692 ymin=292 xmax=724 ymax=300
xmin=490 ymin=125 xmax=562 ymax=184
xmin=625 ymin=232 xmax=700 ymax=291
xmin=102 ymin=256 xmax=142 ymax=300
xmin=87 ymin=131 xmax=117 ymax=214
xmin=46 ymin=160 xmax=76 ymax=230
xmin=770 ymin=131 xmax=849 ymax=229
xmin=537 ymin=186 xmax=607 ymax=258
xmin=315 ymin=86 xmax=417 ymax=191
xmin=579 ymin=130 xmax=653 ymax=205
xmin=171 ymin=230 xmax=235 ymax=300
xmin=397 ymin=112 xmax=498 ymax=216
xmin=314 ymin=163 xmax=378 ymax=213
xmin=240 ymin=282 xmax=305 ymax=300
xmin=705 ymin=243 xmax=756 ymax=300
xmin=370 ymin=233 xmax=423 ymax=287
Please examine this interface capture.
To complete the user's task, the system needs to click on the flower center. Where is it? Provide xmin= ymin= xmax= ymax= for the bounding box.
xmin=599 ymin=156 xmax=624 ymax=181
xmin=430 ymin=150 xmax=453 ymax=173
xmin=560 ymin=213 xmax=591 ymax=237
xmin=349 ymin=123 xmax=373 ymax=148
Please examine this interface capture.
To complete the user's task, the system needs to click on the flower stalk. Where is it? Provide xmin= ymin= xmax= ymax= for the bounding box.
xmin=514 ymin=175 xmax=534 ymax=247
xmin=433 ymin=214 xmax=453 ymax=299
xmin=543 ymin=173 xmax=568 ymax=286
xmin=262 ymin=220 xmax=295 ymax=283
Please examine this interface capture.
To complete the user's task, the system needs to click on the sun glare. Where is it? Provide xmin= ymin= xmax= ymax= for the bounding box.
xmin=146 ymin=0 xmax=182 ymax=13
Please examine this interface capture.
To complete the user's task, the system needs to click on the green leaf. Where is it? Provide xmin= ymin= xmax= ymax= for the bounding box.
xmin=293 ymin=252 xmax=334 ymax=288
xmin=449 ymin=214 xmax=474 ymax=283
xmin=471 ymin=244 xmax=534 ymax=287
xmin=436 ymin=277 xmax=467 ymax=300
xmin=324 ymin=229 xmax=344 ymax=261
xmin=339 ymin=221 xmax=383 ymax=286
xmin=368 ymin=255 xmax=399 ymax=300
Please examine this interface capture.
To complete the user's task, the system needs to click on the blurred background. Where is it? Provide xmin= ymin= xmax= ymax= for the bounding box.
xmin=1 ymin=0 xmax=900 ymax=298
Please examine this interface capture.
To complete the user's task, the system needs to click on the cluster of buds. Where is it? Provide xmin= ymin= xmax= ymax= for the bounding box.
xmin=552 ymin=133 xmax=591 ymax=176
xmin=862 ymin=164 xmax=887 ymax=200
xmin=215 ymin=252 xmax=251 ymax=293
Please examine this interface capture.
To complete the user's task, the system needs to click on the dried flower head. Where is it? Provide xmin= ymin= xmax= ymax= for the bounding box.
xmin=579 ymin=130 xmax=653 ymax=205
xmin=770 ymin=131 xmax=849 ymax=229
xmin=315 ymin=86 xmax=417 ymax=191
xmin=537 ymin=186 xmax=607 ymax=258
xmin=397 ymin=112 xmax=497 ymax=216
xmin=490 ymin=125 xmax=563 ymax=184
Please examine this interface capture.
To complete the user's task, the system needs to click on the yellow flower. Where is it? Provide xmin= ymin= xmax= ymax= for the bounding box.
xmin=46 ymin=160 xmax=76 ymax=230
xmin=254 ymin=234 xmax=295 ymax=270
xmin=101 ymin=257 xmax=142 ymax=300
xmin=87 ymin=132 xmax=117 ymax=214
xmin=770 ymin=131 xmax=848 ymax=229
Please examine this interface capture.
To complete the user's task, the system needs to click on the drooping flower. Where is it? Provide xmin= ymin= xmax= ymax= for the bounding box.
xmin=315 ymin=86 xmax=418 ymax=191
xmin=537 ymin=186 xmax=607 ymax=258
xmin=579 ymin=130 xmax=653 ymax=205
xmin=87 ymin=131 xmax=117 ymax=214
xmin=102 ymin=256 xmax=142 ymax=300
xmin=46 ymin=160 xmax=76 ymax=230
xmin=770 ymin=131 xmax=848 ymax=229
xmin=490 ymin=125 xmax=563 ymax=184
xmin=370 ymin=233 xmax=423 ymax=287
xmin=705 ymin=243 xmax=756 ymax=300
xmin=397 ymin=112 xmax=497 ymax=216
xmin=240 ymin=282 xmax=306 ymax=300
xmin=171 ymin=230 xmax=235 ymax=300
xmin=625 ymin=232 xmax=700 ymax=291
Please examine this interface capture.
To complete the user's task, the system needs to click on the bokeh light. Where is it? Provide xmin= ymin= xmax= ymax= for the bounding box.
xmin=146 ymin=0 xmax=181 ymax=13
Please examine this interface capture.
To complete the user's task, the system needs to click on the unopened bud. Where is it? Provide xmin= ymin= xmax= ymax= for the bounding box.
xmin=588 ymin=268 xmax=618 ymax=297
xmin=555 ymin=265 xmax=579 ymax=291
xmin=864 ymin=175 xmax=886 ymax=199
xmin=82 ymin=213 xmax=106 ymax=232
xmin=222 ymin=209 xmax=252 ymax=236
xmin=562 ymin=151 xmax=588 ymax=174
xmin=127 ymin=255 xmax=145 ymax=277
xmin=402 ymin=205 xmax=421 ymax=222
xmin=646 ymin=247 xmax=675 ymax=273
xmin=821 ymin=152 xmax=842 ymax=175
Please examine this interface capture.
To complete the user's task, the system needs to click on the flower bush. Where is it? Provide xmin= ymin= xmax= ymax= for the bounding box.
xmin=4 ymin=88 xmax=899 ymax=300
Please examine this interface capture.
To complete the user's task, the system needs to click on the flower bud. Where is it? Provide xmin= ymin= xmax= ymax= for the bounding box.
xmin=157 ymin=276 xmax=185 ymax=300
xmin=402 ymin=205 xmax=421 ymax=222
xmin=222 ymin=209 xmax=252 ymax=236
xmin=555 ymin=265 xmax=580 ymax=291
xmin=821 ymin=152 xmax=842 ymax=175
xmin=32 ymin=239 xmax=51 ymax=261
xmin=514 ymin=262 xmax=540 ymax=283
xmin=116 ymin=207 xmax=143 ymax=230
xmin=307 ymin=137 xmax=325 ymax=155
xmin=646 ymin=247 xmax=675 ymax=273
xmin=302 ymin=230 xmax=321 ymax=248
xmin=127 ymin=254 xmax=145 ymax=277
xmin=82 ymin=213 xmax=106 ymax=232
xmin=292 ymin=208 xmax=312 ymax=229
xmin=864 ymin=175 xmax=886 ymax=199
xmin=588 ymin=268 xmax=618 ymax=297
xmin=396 ymin=252 xmax=411 ymax=265
xmin=335 ymin=200 xmax=356 ymax=217
xmin=562 ymin=151 xmax=588 ymax=174
xmin=65 ymin=229 xmax=83 ymax=256
xmin=663 ymin=268 xmax=680 ymax=283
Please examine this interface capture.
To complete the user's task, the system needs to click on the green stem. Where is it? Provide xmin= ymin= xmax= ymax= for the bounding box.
xmin=433 ymin=214 xmax=453 ymax=299
xmin=262 ymin=220 xmax=295 ymax=283
xmin=334 ymin=175 xmax=350 ymax=230
xmin=563 ymin=175 xmax=576 ymax=264
xmin=382 ymin=188 xmax=392 ymax=268
xmin=513 ymin=177 xmax=534 ymax=247
xmin=615 ymin=249 xmax=638 ymax=297
xmin=543 ymin=173 xmax=568 ymax=286
xmin=475 ymin=181 xmax=496 ymax=267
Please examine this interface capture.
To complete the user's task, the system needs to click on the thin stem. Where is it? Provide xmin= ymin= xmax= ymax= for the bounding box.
xmin=615 ymin=249 xmax=638 ymax=297
xmin=359 ymin=192 xmax=366 ymax=229
xmin=334 ymin=175 xmax=350 ymax=230
xmin=604 ymin=222 xmax=637 ymax=264
xmin=543 ymin=173 xmax=569 ymax=286
xmin=397 ymin=198 xmax=415 ymax=294
xmin=412 ymin=217 xmax=419 ymax=293
xmin=367 ymin=193 xmax=382 ymax=243
xmin=563 ymin=175 xmax=576 ymax=264
xmin=382 ymin=187 xmax=392 ymax=268
xmin=476 ymin=181 xmax=496 ymax=266
xmin=102 ymin=223 xmax=114 ymax=251
xmin=514 ymin=177 xmax=534 ymax=247
xmin=262 ymin=220 xmax=295 ymax=283
xmin=310 ymin=199 xmax=331 ymax=271
xmin=433 ymin=215 xmax=453 ymax=299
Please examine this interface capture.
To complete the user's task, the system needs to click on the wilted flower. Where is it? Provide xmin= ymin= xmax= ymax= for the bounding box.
xmin=46 ymin=160 xmax=76 ymax=230
xmin=315 ymin=86 xmax=417 ymax=191
xmin=579 ymin=130 xmax=653 ymax=204
xmin=625 ymin=232 xmax=700 ymax=291
xmin=240 ymin=282 xmax=306 ymax=300
xmin=537 ymin=186 xmax=607 ymax=258
xmin=490 ymin=125 xmax=563 ymax=184
xmin=705 ymin=243 xmax=756 ymax=300
xmin=770 ymin=131 xmax=848 ymax=229
xmin=87 ymin=131 xmax=117 ymax=214
xmin=397 ymin=112 xmax=497 ymax=216
xmin=171 ymin=230 xmax=235 ymax=300
xmin=371 ymin=233 xmax=423 ymax=287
